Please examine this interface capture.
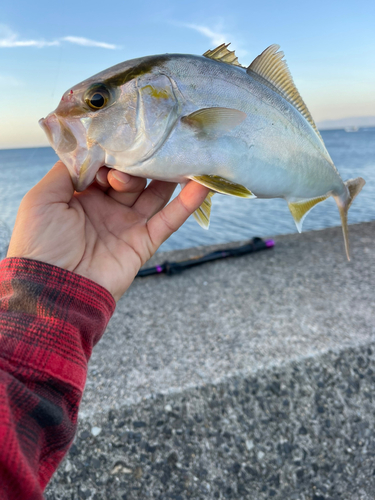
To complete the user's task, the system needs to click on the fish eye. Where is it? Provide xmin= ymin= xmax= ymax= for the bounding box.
xmin=85 ymin=86 xmax=110 ymax=110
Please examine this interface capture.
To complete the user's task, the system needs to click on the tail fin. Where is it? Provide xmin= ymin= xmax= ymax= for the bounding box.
xmin=335 ymin=177 xmax=366 ymax=261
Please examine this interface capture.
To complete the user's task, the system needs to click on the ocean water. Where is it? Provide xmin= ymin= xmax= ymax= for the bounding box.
xmin=0 ymin=128 xmax=374 ymax=254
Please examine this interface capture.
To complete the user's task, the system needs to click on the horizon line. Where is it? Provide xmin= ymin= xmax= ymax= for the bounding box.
xmin=1 ymin=125 xmax=375 ymax=151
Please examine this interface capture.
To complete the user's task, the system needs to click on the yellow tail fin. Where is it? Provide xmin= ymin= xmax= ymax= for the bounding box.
xmin=335 ymin=177 xmax=366 ymax=261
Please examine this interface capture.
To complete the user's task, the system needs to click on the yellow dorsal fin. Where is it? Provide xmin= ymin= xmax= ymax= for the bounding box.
xmin=248 ymin=44 xmax=323 ymax=142
xmin=203 ymin=43 xmax=243 ymax=67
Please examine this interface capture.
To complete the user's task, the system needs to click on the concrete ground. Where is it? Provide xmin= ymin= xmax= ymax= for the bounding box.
xmin=45 ymin=221 xmax=375 ymax=500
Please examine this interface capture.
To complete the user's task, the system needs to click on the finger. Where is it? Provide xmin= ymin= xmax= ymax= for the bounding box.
xmin=24 ymin=161 xmax=74 ymax=206
xmin=133 ymin=180 xmax=177 ymax=219
xmin=95 ymin=166 xmax=111 ymax=190
xmin=107 ymin=170 xmax=147 ymax=207
xmin=147 ymin=181 xmax=209 ymax=250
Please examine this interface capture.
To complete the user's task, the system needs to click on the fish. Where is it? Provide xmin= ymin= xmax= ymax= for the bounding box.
xmin=39 ymin=43 xmax=365 ymax=260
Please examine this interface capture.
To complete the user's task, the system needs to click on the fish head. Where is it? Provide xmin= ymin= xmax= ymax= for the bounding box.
xmin=39 ymin=56 xmax=181 ymax=191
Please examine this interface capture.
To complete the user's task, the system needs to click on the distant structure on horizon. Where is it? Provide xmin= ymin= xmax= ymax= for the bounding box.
xmin=317 ymin=116 xmax=375 ymax=131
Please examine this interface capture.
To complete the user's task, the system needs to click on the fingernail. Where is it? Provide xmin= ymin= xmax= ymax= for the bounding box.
xmin=112 ymin=170 xmax=131 ymax=184
xmin=96 ymin=170 xmax=107 ymax=185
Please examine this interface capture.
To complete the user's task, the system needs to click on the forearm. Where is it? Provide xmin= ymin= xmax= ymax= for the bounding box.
xmin=0 ymin=258 xmax=115 ymax=499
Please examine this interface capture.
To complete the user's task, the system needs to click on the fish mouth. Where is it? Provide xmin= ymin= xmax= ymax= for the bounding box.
xmin=39 ymin=114 xmax=77 ymax=154
xmin=39 ymin=114 xmax=105 ymax=191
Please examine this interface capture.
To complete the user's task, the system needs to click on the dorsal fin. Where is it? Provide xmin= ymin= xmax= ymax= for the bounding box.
xmin=247 ymin=44 xmax=323 ymax=142
xmin=203 ymin=43 xmax=243 ymax=67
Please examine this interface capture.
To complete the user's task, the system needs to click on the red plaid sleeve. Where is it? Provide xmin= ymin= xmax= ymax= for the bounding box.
xmin=0 ymin=258 xmax=115 ymax=500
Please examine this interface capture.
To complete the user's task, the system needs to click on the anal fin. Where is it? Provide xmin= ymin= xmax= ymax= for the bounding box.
xmin=288 ymin=195 xmax=328 ymax=232
xmin=193 ymin=191 xmax=215 ymax=229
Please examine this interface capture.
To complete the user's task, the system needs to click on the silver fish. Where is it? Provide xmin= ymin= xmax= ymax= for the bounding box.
xmin=39 ymin=43 xmax=365 ymax=259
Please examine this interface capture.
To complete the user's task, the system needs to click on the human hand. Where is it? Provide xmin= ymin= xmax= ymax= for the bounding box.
xmin=7 ymin=161 xmax=209 ymax=301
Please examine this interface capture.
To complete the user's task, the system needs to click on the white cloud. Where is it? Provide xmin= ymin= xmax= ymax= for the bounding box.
xmin=0 ymin=25 xmax=119 ymax=50
xmin=182 ymin=22 xmax=248 ymax=62
xmin=62 ymin=36 xmax=118 ymax=50
xmin=185 ymin=24 xmax=230 ymax=47
xmin=0 ymin=38 xmax=59 ymax=48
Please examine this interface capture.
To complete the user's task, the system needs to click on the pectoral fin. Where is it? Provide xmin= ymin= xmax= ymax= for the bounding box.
xmin=181 ymin=107 xmax=246 ymax=134
xmin=288 ymin=196 xmax=328 ymax=232
xmin=190 ymin=174 xmax=255 ymax=198
xmin=193 ymin=191 xmax=215 ymax=229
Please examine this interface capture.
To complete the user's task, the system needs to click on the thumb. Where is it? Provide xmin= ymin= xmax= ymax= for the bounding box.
xmin=27 ymin=161 xmax=74 ymax=206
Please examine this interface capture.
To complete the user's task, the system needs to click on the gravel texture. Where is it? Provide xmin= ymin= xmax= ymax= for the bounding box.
xmin=46 ymin=344 xmax=375 ymax=500
xmin=44 ymin=222 xmax=375 ymax=499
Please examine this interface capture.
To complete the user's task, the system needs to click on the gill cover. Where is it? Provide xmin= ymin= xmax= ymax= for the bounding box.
xmin=89 ymin=74 xmax=180 ymax=171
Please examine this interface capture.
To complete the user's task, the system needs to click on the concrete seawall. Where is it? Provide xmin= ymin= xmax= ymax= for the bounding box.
xmin=46 ymin=221 xmax=375 ymax=500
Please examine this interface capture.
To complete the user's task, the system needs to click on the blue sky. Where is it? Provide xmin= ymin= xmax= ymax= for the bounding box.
xmin=1 ymin=0 xmax=374 ymax=148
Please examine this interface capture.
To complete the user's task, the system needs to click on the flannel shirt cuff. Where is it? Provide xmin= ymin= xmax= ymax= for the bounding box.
xmin=0 ymin=257 xmax=116 ymax=392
